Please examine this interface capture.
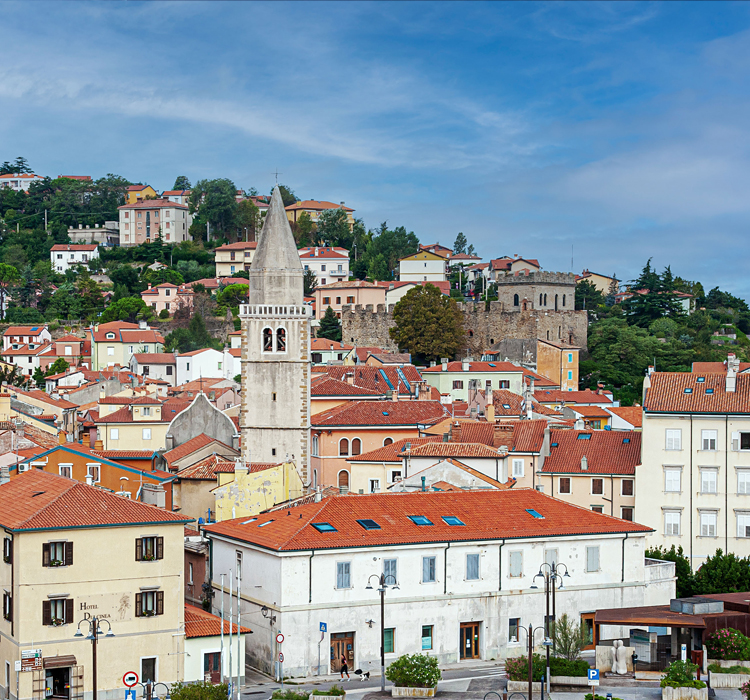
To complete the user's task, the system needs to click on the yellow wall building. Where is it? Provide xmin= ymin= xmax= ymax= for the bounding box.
xmin=537 ymin=339 xmax=579 ymax=392
xmin=125 ymin=185 xmax=158 ymax=204
xmin=95 ymin=398 xmax=173 ymax=450
xmin=0 ymin=470 xmax=190 ymax=700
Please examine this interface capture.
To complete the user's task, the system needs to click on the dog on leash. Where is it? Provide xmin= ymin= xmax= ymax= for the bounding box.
xmin=353 ymin=670 xmax=370 ymax=681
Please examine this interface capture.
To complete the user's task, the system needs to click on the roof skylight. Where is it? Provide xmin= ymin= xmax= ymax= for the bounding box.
xmin=357 ymin=519 xmax=381 ymax=530
xmin=312 ymin=522 xmax=337 ymax=533
xmin=577 ymin=434 xmax=592 ymax=440
xmin=526 ymin=509 xmax=545 ymax=519
xmin=684 ymin=388 xmax=693 ymax=394
xmin=442 ymin=516 xmax=465 ymax=526
xmin=258 ymin=520 xmax=274 ymax=527
xmin=409 ymin=515 xmax=433 ymax=526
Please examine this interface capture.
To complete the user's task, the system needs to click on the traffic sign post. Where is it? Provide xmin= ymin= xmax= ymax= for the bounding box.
xmin=318 ymin=623 xmax=327 ymax=676
xmin=588 ymin=669 xmax=600 ymax=687
xmin=276 ymin=633 xmax=284 ymax=645
xmin=319 ymin=623 xmax=327 ymax=633
xmin=125 ymin=690 xmax=136 ymax=700
xmin=123 ymin=672 xmax=139 ymax=688
xmin=278 ymin=653 xmax=284 ymax=663
xmin=276 ymin=632 xmax=284 ymax=690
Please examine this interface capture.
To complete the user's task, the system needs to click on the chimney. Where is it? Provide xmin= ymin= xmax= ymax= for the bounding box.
xmin=85 ymin=474 xmax=93 ymax=486
xmin=727 ymin=353 xmax=740 ymax=393
xmin=147 ymin=283 xmax=152 ymax=290
xmin=0 ymin=463 xmax=9 ymax=485
xmin=574 ymin=418 xmax=585 ymax=430
xmin=139 ymin=320 xmax=147 ymax=330
xmin=441 ymin=358 xmax=448 ymax=372
xmin=581 ymin=455 xmax=588 ymax=471
xmin=235 ymin=458 xmax=249 ymax=475
xmin=58 ymin=430 xmax=66 ymax=446
xmin=94 ymin=439 xmax=103 ymax=451
xmin=462 ymin=358 xmax=471 ymax=372
xmin=314 ymin=486 xmax=322 ymax=503
xmin=345 ymin=372 xmax=354 ymax=386
xmin=421 ymin=476 xmax=426 ymax=492
xmin=485 ymin=388 xmax=494 ymax=422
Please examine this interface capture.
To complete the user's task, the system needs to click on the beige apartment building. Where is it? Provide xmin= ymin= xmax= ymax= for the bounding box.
xmin=637 ymin=362 xmax=750 ymax=568
xmin=537 ymin=429 xmax=639 ymax=520
xmin=0 ymin=470 xmax=189 ymax=700
xmin=118 ymin=199 xmax=191 ymax=247
xmin=95 ymin=397 xmax=176 ymax=450
xmin=214 ymin=242 xmax=257 ymax=277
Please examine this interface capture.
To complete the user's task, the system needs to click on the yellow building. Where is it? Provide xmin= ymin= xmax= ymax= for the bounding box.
xmin=577 ymin=269 xmax=619 ymax=296
xmin=284 ymin=200 xmax=355 ymax=229
xmin=536 ymin=339 xmax=579 ymax=392
xmin=214 ymin=241 xmax=257 ymax=277
xmin=125 ymin=184 xmax=158 ymax=204
xmin=95 ymin=396 xmax=176 ymax=450
xmin=212 ymin=461 xmax=303 ymax=521
xmin=87 ymin=321 xmax=165 ymax=371
xmin=0 ymin=470 xmax=190 ymax=700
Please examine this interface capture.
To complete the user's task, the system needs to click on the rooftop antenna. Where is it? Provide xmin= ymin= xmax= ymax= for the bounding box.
xmin=571 ymin=244 xmax=574 ymax=273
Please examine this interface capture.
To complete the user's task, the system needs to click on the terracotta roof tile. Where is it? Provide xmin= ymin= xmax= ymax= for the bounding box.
xmin=535 ymin=389 xmax=614 ymax=405
xmin=421 ymin=361 xmax=523 ymax=373
xmin=185 ymin=603 xmax=251 ymax=638
xmin=131 ymin=353 xmax=176 ymax=364
xmin=310 ymin=339 xmax=354 ymax=351
xmin=348 ymin=437 xmax=442 ymax=463
xmin=177 ymin=455 xmax=236 ymax=480
xmin=0 ymin=470 xmax=189 ymax=530
xmin=163 ymin=434 xmax=233 ymax=466
xmin=314 ymin=365 xmax=423 ymax=395
xmin=644 ymin=372 xmax=750 ymax=414
xmin=204 ymin=488 xmax=651 ymax=552
xmin=605 ymin=406 xmax=643 ymax=428
xmin=286 ymin=200 xmax=353 ymax=212
xmin=3 ymin=326 xmax=49 ymax=337
xmin=572 ymin=405 xmax=612 ymax=419
xmin=311 ymin=377 xmax=381 ymax=397
xmin=406 ymin=443 xmax=503 ymax=459
xmin=542 ymin=430 xmax=641 ymax=475
xmin=312 ymin=400 xmax=448 ymax=427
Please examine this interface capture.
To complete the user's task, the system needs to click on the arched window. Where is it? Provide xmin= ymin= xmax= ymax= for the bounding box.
xmin=351 ymin=438 xmax=361 ymax=456
xmin=383 ymin=437 xmax=393 ymax=446
xmin=546 ymin=330 xmax=550 ymax=340
xmin=468 ymin=330 xmax=474 ymax=337
xmin=558 ymin=326 xmax=562 ymax=339
xmin=544 ymin=294 xmax=547 ymax=306
xmin=562 ymin=294 xmax=566 ymax=307
xmin=339 ymin=438 xmax=349 ymax=456
xmin=514 ymin=294 xmax=519 ymax=306
xmin=313 ymin=469 xmax=318 ymax=488
xmin=539 ymin=294 xmax=543 ymax=306
xmin=555 ymin=294 xmax=558 ymax=311
xmin=312 ymin=435 xmax=319 ymax=456
xmin=338 ymin=470 xmax=350 ymax=492
xmin=276 ymin=328 xmax=286 ymax=352
xmin=262 ymin=328 xmax=273 ymax=352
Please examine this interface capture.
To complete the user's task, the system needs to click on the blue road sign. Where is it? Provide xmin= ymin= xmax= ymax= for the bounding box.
xmin=588 ymin=669 xmax=600 ymax=686
xmin=320 ymin=622 xmax=327 ymax=633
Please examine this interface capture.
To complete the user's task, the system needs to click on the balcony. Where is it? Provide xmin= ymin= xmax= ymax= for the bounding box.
xmin=330 ymin=269 xmax=348 ymax=277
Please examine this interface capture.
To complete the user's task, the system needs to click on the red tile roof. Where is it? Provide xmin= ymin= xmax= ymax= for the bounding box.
xmin=421 ymin=361 xmax=523 ymax=373
xmin=507 ymin=420 xmax=548 ymax=453
xmin=313 ymin=365 xmax=423 ymax=395
xmin=286 ymin=200 xmax=353 ymax=212
xmin=542 ymin=430 xmax=641 ymax=475
xmin=204 ymin=488 xmax=650 ymax=552
xmin=349 ymin=437 xmax=442 ymax=463
xmin=215 ymin=242 xmax=257 ymax=251
xmin=311 ymin=377 xmax=381 ymax=397
xmin=184 ymin=603 xmax=251 ymax=638
xmin=644 ymin=372 xmax=750 ymax=414
xmin=572 ymin=405 xmax=612 ymax=419
xmin=12 ymin=388 xmax=78 ymax=410
xmin=0 ymin=470 xmax=189 ymax=530
xmin=163 ymin=434 xmax=233 ymax=467
xmin=3 ymin=326 xmax=49 ymax=337
xmin=91 ymin=450 xmax=156 ymax=459
xmin=535 ymin=389 xmax=614 ymax=405
xmin=131 ymin=353 xmax=176 ymax=364
xmin=299 ymin=247 xmax=349 ymax=259
xmin=118 ymin=199 xmax=188 ymax=210
xmin=177 ymin=455 xmax=236 ymax=480
xmin=317 ymin=280 xmax=381 ymax=290
xmin=606 ymin=406 xmax=643 ymax=428
xmin=312 ymin=400 xmax=448 ymax=428
xmin=406 ymin=443 xmax=503 ymax=459
xmin=310 ymin=338 xmax=354 ymax=351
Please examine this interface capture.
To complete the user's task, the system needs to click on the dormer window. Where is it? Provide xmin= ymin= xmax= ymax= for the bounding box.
xmin=106 ymin=333 xmax=115 ymax=340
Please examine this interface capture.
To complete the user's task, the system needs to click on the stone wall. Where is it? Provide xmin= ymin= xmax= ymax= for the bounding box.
xmin=341 ymin=302 xmax=588 ymax=355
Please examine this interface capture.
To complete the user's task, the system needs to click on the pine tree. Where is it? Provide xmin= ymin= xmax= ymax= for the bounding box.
xmin=453 ymin=232 xmax=467 ymax=255
xmin=318 ymin=306 xmax=342 ymax=342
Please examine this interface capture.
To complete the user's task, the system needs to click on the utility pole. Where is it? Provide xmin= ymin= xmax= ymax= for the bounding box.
xmin=44 ymin=209 xmax=47 ymax=231
xmin=237 ymin=569 xmax=241 ymax=699
xmin=220 ymin=573 xmax=225 ymax=683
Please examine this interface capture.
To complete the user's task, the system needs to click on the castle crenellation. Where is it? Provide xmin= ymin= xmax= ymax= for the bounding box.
xmin=494 ymin=270 xmax=576 ymax=285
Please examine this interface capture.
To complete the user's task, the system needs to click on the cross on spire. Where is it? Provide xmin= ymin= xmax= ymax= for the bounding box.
xmin=272 ymin=169 xmax=282 ymax=183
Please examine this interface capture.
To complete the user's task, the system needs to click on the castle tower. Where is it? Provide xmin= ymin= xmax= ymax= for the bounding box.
xmin=239 ymin=186 xmax=310 ymax=484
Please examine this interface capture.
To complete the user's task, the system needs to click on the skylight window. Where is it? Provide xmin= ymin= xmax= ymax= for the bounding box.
xmin=697 ymin=377 xmax=705 ymax=383
xmin=442 ymin=516 xmax=465 ymax=526
xmin=706 ymin=388 xmax=714 ymax=394
xmin=551 ymin=442 xmax=559 ymax=448
xmin=382 ymin=411 xmax=389 ymax=416
xmin=623 ymin=438 xmax=630 ymax=444
xmin=258 ymin=520 xmax=274 ymax=527
xmin=357 ymin=519 xmax=381 ymax=530
xmin=526 ymin=509 xmax=545 ymax=519
xmin=312 ymin=522 xmax=337 ymax=533
xmin=409 ymin=515 xmax=433 ymax=526
xmin=502 ymin=404 xmax=511 ymax=409
xmin=684 ymin=388 xmax=693 ymax=394
xmin=241 ymin=518 xmax=257 ymax=524
xmin=577 ymin=434 xmax=592 ymax=440
xmin=488 ymin=363 xmax=496 ymax=367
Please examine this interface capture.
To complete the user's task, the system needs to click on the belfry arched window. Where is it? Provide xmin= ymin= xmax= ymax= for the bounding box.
xmin=544 ymin=294 xmax=547 ymax=306
xmin=276 ymin=328 xmax=286 ymax=352
xmin=262 ymin=328 xmax=273 ymax=352
xmin=514 ymin=294 xmax=519 ymax=306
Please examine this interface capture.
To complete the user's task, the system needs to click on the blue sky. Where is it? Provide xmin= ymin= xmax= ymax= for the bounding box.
xmin=2 ymin=1 xmax=750 ymax=297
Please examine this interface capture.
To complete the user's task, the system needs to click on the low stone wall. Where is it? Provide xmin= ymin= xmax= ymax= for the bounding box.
xmin=708 ymin=671 xmax=750 ymax=688
xmin=661 ymin=686 xmax=708 ymax=700
xmin=708 ymin=659 xmax=750 ymax=669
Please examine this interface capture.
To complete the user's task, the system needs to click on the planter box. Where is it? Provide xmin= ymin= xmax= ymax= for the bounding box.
xmin=661 ymin=686 xmax=708 ymax=700
xmin=391 ymin=688 xmax=436 ymax=697
xmin=311 ymin=695 xmax=346 ymax=699
xmin=708 ymin=671 xmax=750 ymax=689
xmin=551 ymin=676 xmax=589 ymax=687
xmin=707 ymin=659 xmax=750 ymax=669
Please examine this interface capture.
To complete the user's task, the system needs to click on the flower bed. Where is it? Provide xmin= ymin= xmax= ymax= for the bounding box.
xmin=386 ymin=654 xmax=441 ymax=697
xmin=706 ymin=629 xmax=750 ymax=661
xmin=506 ymin=654 xmax=589 ymax=681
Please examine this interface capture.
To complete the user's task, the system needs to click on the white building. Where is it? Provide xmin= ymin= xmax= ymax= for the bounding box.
xmin=398 ymin=250 xmax=448 ymax=282
xmin=299 ymin=247 xmax=350 ymax=286
xmin=637 ymin=359 xmax=750 ymax=568
xmin=129 ymin=353 xmax=177 ymax=386
xmin=51 ymin=244 xmax=99 ymax=273
xmin=0 ymin=173 xmax=45 ymax=191
xmin=204 ymin=489 xmax=674 ymax=678
xmin=176 ymin=348 xmax=225 ymax=386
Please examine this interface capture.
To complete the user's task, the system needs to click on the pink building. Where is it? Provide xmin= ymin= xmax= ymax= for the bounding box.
xmin=313 ymin=280 xmax=385 ymax=319
xmin=141 ymin=283 xmax=194 ymax=314
xmin=118 ymin=199 xmax=192 ymax=247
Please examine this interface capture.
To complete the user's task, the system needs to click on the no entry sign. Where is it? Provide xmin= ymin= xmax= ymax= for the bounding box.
xmin=123 ymin=672 xmax=139 ymax=688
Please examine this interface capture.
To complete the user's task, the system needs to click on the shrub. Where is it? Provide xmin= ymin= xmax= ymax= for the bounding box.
xmin=706 ymin=628 xmax=750 ymax=661
xmin=585 ymin=695 xmax=624 ymax=700
xmin=311 ymin=686 xmax=346 ymax=696
xmin=159 ymin=309 xmax=170 ymax=319
xmin=271 ymin=691 xmax=309 ymax=700
xmin=741 ymin=679 xmax=750 ymax=700
xmin=550 ymin=657 xmax=590 ymax=677
xmin=708 ymin=663 xmax=750 ymax=674
xmin=385 ymin=654 xmax=441 ymax=688
xmin=551 ymin=613 xmax=587 ymax=661
xmin=660 ymin=660 xmax=706 ymax=689
xmin=170 ymin=682 xmax=228 ymax=700
xmin=506 ymin=654 xmax=546 ymax=682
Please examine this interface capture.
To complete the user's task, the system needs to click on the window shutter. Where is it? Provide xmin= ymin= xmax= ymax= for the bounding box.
xmin=156 ymin=591 xmax=164 ymax=616
xmin=42 ymin=543 xmax=50 ymax=568
xmin=135 ymin=593 xmax=142 ymax=617
xmin=65 ymin=598 xmax=74 ymax=624
xmin=42 ymin=600 xmax=51 ymax=626
xmin=6 ymin=594 xmax=11 ymax=622
xmin=156 ymin=537 xmax=164 ymax=561
xmin=135 ymin=539 xmax=143 ymax=561
xmin=64 ymin=542 xmax=73 ymax=567
xmin=733 ymin=432 xmax=740 ymax=452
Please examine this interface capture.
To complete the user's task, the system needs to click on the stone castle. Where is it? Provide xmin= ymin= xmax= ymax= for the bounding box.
xmin=341 ymin=270 xmax=588 ymax=354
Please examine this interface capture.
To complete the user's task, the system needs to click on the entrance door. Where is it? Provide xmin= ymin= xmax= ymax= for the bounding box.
xmin=581 ymin=613 xmax=596 ymax=650
xmin=204 ymin=652 xmax=221 ymax=684
xmin=330 ymin=633 xmax=354 ymax=673
xmin=46 ymin=667 xmax=70 ymax=699
xmin=460 ymin=622 xmax=480 ymax=660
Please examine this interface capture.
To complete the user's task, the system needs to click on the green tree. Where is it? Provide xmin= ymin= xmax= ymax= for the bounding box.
xmin=173 ymin=176 xmax=191 ymax=190
xmin=99 ymin=297 xmax=155 ymax=324
xmin=0 ymin=264 xmax=20 ymax=320
xmin=623 ymin=259 xmax=686 ymax=327
xmin=551 ymin=613 xmax=586 ymax=661
xmin=693 ymin=549 xmax=750 ymax=594
xmin=235 ymin=198 xmax=260 ymax=243
xmin=75 ymin=272 xmax=105 ymax=319
xmin=164 ymin=313 xmax=220 ymax=353
xmin=317 ymin=306 xmax=342 ymax=342
xmin=169 ymin=681 xmax=228 ymax=700
xmin=390 ymin=284 xmax=465 ymax=363
xmin=645 ymin=545 xmax=694 ymax=598
xmin=32 ymin=366 xmax=47 ymax=389
xmin=453 ymin=232 xmax=467 ymax=255
xmin=109 ymin=264 xmax=141 ymax=294
xmin=142 ymin=267 xmax=185 ymax=288
xmin=216 ymin=283 xmax=249 ymax=310
xmin=0 ymin=157 xmax=32 ymax=175
xmin=294 ymin=211 xmax=316 ymax=247
xmin=303 ymin=268 xmax=317 ymax=296
xmin=360 ymin=222 xmax=419 ymax=282
xmin=467 ymin=243 xmax=476 ymax=257
xmin=275 ymin=184 xmax=298 ymax=207
xmin=316 ymin=208 xmax=352 ymax=249
xmin=189 ymin=179 xmax=238 ymax=239
xmin=47 ymin=357 xmax=70 ymax=376
xmin=575 ymin=280 xmax=605 ymax=311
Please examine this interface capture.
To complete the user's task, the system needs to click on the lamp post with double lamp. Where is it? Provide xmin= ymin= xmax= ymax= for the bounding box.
xmin=531 ymin=562 xmax=570 ymax=695
xmin=138 ymin=681 xmax=171 ymax=700
xmin=73 ymin=616 xmax=114 ymax=700
xmin=515 ymin=624 xmax=548 ymax=700
xmin=365 ymin=573 xmax=399 ymax=692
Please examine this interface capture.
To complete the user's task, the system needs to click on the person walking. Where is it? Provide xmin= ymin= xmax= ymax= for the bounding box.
xmin=340 ymin=654 xmax=350 ymax=681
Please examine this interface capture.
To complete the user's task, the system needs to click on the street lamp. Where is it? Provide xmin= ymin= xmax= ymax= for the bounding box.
xmin=74 ymin=616 xmax=114 ymax=700
xmin=138 ymin=681 xmax=171 ymax=700
xmin=531 ymin=562 xmax=571 ymax=695
xmin=365 ymin=573 xmax=399 ymax=692
xmin=515 ymin=624 xmax=546 ymax=700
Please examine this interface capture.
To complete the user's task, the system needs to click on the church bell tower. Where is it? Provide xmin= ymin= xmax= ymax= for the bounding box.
xmin=239 ymin=185 xmax=310 ymax=484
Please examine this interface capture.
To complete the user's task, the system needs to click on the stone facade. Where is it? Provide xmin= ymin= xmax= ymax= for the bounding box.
xmin=341 ymin=301 xmax=588 ymax=355
xmin=494 ymin=270 xmax=576 ymax=312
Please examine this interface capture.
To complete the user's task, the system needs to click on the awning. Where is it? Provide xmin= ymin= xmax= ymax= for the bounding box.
xmin=44 ymin=655 xmax=77 ymax=669
xmin=595 ymin=605 xmax=706 ymax=629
